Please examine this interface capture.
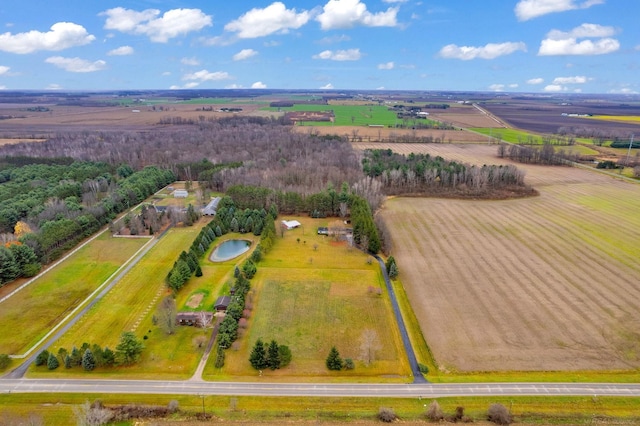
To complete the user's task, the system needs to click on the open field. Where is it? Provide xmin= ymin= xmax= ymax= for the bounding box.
xmin=263 ymin=104 xmax=399 ymax=126
xmin=32 ymin=225 xmax=206 ymax=379
xmin=0 ymin=232 xmax=148 ymax=355
xmin=362 ymin=143 xmax=640 ymax=372
xmin=205 ymin=216 xmax=411 ymax=382
xmin=293 ymin=125 xmax=488 ymax=143
xmin=585 ymin=115 xmax=640 ymax=124
xmin=427 ymin=104 xmax=502 ymax=128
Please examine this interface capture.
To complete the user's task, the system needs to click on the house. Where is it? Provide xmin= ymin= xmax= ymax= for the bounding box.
xmin=281 ymin=220 xmax=301 ymax=230
xmin=202 ymin=196 xmax=221 ymax=216
xmin=214 ymin=295 xmax=231 ymax=312
xmin=174 ymin=189 xmax=188 ymax=198
xmin=176 ymin=311 xmax=213 ymax=327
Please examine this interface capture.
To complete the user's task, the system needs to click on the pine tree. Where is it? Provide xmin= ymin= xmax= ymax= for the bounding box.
xmin=82 ymin=348 xmax=96 ymax=371
xmin=267 ymin=340 xmax=281 ymax=370
xmin=249 ymin=339 xmax=268 ymax=370
xmin=388 ymin=262 xmax=399 ymax=280
xmin=64 ymin=355 xmax=72 ymax=369
xmin=47 ymin=352 xmax=59 ymax=370
xmin=325 ymin=346 xmax=343 ymax=371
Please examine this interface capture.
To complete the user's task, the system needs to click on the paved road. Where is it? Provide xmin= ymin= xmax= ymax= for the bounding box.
xmin=374 ymin=255 xmax=426 ymax=383
xmin=2 ymin=379 xmax=639 ymax=397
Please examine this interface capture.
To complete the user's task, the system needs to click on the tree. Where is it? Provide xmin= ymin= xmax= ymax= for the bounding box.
xmin=102 ymin=347 xmax=115 ymax=366
xmin=344 ymin=358 xmax=355 ymax=370
xmin=242 ymin=259 xmax=257 ymax=279
xmin=388 ymin=262 xmax=398 ymax=280
xmin=115 ymin=332 xmax=144 ymax=365
xmin=378 ymin=407 xmax=397 ymax=423
xmin=425 ymin=400 xmax=444 ymax=421
xmin=35 ymin=350 xmax=50 ymax=366
xmin=325 ymin=346 xmax=343 ymax=371
xmin=73 ymin=400 xmax=113 ymax=426
xmin=267 ymin=340 xmax=281 ymax=370
xmin=359 ymin=329 xmax=382 ymax=366
xmin=82 ymin=348 xmax=96 ymax=371
xmin=278 ymin=345 xmax=292 ymax=368
xmin=157 ymin=296 xmax=177 ymax=335
xmin=488 ymin=403 xmax=512 ymax=425
xmin=0 ymin=353 xmax=11 ymax=370
xmin=47 ymin=352 xmax=59 ymax=370
xmin=249 ymin=338 xmax=268 ymax=370
xmin=0 ymin=246 xmax=19 ymax=285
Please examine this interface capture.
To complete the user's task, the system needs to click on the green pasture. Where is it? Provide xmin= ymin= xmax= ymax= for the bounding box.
xmin=471 ymin=127 xmax=545 ymax=144
xmin=204 ymin=217 xmax=411 ymax=382
xmin=0 ymin=232 xmax=148 ymax=355
xmin=262 ymin=104 xmax=401 ymax=126
xmin=178 ymin=97 xmax=268 ymax=105
xmin=1 ymin=393 xmax=639 ymax=425
xmin=31 ymin=225 xmax=207 ymax=379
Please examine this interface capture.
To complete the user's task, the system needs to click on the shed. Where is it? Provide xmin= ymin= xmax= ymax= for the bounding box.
xmin=214 ymin=295 xmax=231 ymax=311
xmin=202 ymin=196 xmax=221 ymax=216
xmin=281 ymin=220 xmax=301 ymax=230
xmin=174 ymin=189 xmax=188 ymax=198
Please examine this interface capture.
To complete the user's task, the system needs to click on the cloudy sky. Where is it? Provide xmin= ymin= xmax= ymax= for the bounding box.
xmin=0 ymin=0 xmax=637 ymax=93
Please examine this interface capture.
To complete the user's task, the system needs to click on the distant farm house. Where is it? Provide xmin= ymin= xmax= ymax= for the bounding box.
xmin=202 ymin=196 xmax=221 ymax=216
xmin=281 ymin=220 xmax=301 ymax=230
xmin=176 ymin=311 xmax=213 ymax=327
xmin=173 ymin=189 xmax=188 ymax=198
xmin=285 ymin=110 xmax=335 ymax=123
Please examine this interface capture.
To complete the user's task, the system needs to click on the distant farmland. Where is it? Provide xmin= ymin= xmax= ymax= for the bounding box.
xmin=263 ymin=104 xmax=400 ymax=126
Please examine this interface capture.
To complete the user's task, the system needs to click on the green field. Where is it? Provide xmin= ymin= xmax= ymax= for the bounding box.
xmin=0 ymin=232 xmax=148 ymax=355
xmin=263 ymin=104 xmax=402 ymax=126
xmin=205 ymin=216 xmax=410 ymax=381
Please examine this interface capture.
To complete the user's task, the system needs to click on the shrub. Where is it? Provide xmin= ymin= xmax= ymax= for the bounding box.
xmin=425 ymin=400 xmax=444 ymax=421
xmin=0 ymin=353 xmax=11 ymax=370
xmin=418 ymin=363 xmax=429 ymax=374
xmin=168 ymin=400 xmax=179 ymax=413
xmin=344 ymin=358 xmax=355 ymax=370
xmin=377 ymin=407 xmax=397 ymax=423
xmin=488 ymin=403 xmax=512 ymax=425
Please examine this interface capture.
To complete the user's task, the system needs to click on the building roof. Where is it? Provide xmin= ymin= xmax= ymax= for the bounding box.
xmin=281 ymin=220 xmax=301 ymax=229
xmin=202 ymin=196 xmax=221 ymax=216
xmin=214 ymin=295 xmax=231 ymax=309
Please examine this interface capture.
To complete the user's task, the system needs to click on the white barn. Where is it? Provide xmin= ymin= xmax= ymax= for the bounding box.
xmin=281 ymin=220 xmax=301 ymax=230
xmin=174 ymin=189 xmax=188 ymax=198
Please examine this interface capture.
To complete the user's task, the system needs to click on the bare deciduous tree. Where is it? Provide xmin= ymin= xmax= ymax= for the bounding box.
xmin=359 ymin=329 xmax=382 ymax=366
xmin=157 ymin=296 xmax=177 ymax=335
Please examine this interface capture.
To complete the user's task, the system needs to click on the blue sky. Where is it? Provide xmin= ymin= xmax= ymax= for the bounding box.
xmin=0 ymin=0 xmax=637 ymax=93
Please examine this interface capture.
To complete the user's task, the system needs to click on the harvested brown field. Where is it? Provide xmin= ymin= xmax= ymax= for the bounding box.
xmin=294 ymin=126 xmax=487 ymax=143
xmin=427 ymin=104 xmax=503 ymax=128
xmin=365 ymin=143 xmax=640 ymax=372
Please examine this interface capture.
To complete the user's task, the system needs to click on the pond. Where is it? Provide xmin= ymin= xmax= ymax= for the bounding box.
xmin=209 ymin=239 xmax=251 ymax=262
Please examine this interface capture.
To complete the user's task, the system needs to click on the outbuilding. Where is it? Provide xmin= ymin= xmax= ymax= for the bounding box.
xmin=281 ymin=220 xmax=301 ymax=230
xmin=214 ymin=295 xmax=231 ymax=312
xmin=174 ymin=189 xmax=188 ymax=198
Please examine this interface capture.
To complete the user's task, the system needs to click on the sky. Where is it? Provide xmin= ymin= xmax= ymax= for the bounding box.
xmin=0 ymin=0 xmax=637 ymax=93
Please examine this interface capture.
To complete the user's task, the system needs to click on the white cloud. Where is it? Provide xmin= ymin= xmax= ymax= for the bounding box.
xmin=608 ymin=87 xmax=638 ymax=94
xmin=489 ymin=84 xmax=505 ymax=91
xmin=233 ymin=49 xmax=258 ymax=61
xmin=199 ymin=35 xmax=234 ymax=47
xmin=102 ymin=7 xmax=211 ymax=42
xmin=182 ymin=69 xmax=232 ymax=82
xmin=0 ymin=66 xmax=9 ymax=75
xmin=377 ymin=61 xmax=394 ymax=70
xmin=320 ymin=83 xmax=334 ymax=89
xmin=0 ymin=22 xmax=95 ymax=54
xmin=313 ymin=48 xmax=362 ymax=61
xmin=544 ymin=84 xmax=567 ymax=92
xmin=527 ymin=77 xmax=544 ymax=84
xmin=45 ymin=56 xmax=107 ymax=73
xmin=509 ymin=83 xmax=519 ymax=88
xmin=316 ymin=0 xmax=398 ymax=30
xmin=225 ymin=2 xmax=310 ymax=38
xmin=552 ymin=75 xmax=588 ymax=84
xmin=46 ymin=83 xmax=62 ymax=90
xmin=251 ymin=81 xmax=267 ymax=88
xmin=181 ymin=57 xmax=200 ymax=66
xmin=514 ymin=0 xmax=604 ymax=21
xmin=161 ymin=71 xmax=171 ymax=76
xmin=170 ymin=82 xmax=200 ymax=90
xmin=0 ymin=85 xmax=6 ymax=90
xmin=438 ymin=42 xmax=526 ymax=60
xmin=538 ymin=24 xmax=619 ymax=56
xmin=226 ymin=84 xmax=243 ymax=89
xmin=317 ymin=34 xmax=351 ymax=44
xmin=107 ymin=45 xmax=134 ymax=56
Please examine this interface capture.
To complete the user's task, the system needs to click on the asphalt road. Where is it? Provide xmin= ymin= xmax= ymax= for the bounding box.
xmin=2 ymin=379 xmax=640 ymax=397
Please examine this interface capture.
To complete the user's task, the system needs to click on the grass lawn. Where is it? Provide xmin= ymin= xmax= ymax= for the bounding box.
xmin=471 ymin=127 xmax=545 ymax=144
xmin=262 ymin=104 xmax=400 ymax=127
xmin=204 ymin=217 xmax=411 ymax=382
xmin=30 ymin=224 xmax=207 ymax=379
xmin=0 ymin=231 xmax=148 ymax=355
xmin=1 ymin=393 xmax=639 ymax=425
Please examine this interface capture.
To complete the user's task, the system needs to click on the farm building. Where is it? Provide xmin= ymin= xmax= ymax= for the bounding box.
xmin=281 ymin=220 xmax=301 ymax=230
xmin=317 ymin=227 xmax=329 ymax=235
xmin=214 ymin=295 xmax=231 ymax=312
xmin=173 ymin=189 xmax=188 ymax=198
xmin=202 ymin=196 xmax=221 ymax=216
xmin=176 ymin=311 xmax=213 ymax=327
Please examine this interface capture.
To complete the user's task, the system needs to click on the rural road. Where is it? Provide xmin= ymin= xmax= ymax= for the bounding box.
xmin=1 ymin=379 xmax=640 ymax=398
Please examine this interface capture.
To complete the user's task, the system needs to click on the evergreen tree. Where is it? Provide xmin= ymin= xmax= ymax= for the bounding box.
xmin=278 ymin=345 xmax=292 ymax=368
xmin=242 ymin=259 xmax=257 ymax=279
xmin=249 ymin=339 xmax=268 ymax=370
xmin=102 ymin=347 xmax=115 ymax=366
xmin=47 ymin=352 xmax=59 ymax=370
xmin=82 ymin=348 xmax=96 ymax=371
xmin=326 ymin=346 xmax=343 ymax=371
xmin=115 ymin=332 xmax=144 ymax=365
xmin=35 ymin=350 xmax=49 ymax=366
xmin=195 ymin=264 xmax=203 ymax=277
xmin=267 ymin=340 xmax=281 ymax=370
xmin=388 ymin=262 xmax=399 ymax=280
xmin=64 ymin=355 xmax=72 ymax=369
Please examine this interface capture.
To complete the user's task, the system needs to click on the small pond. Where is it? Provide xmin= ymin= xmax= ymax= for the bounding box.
xmin=209 ymin=239 xmax=251 ymax=262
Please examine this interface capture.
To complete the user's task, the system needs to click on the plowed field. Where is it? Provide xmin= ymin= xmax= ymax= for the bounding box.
xmin=358 ymin=143 xmax=640 ymax=371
